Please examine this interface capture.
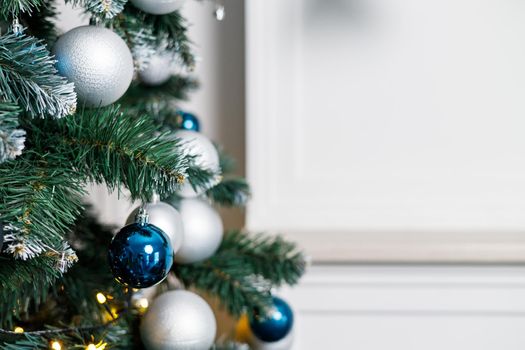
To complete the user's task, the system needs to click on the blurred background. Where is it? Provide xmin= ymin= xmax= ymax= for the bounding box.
xmin=60 ymin=0 xmax=525 ymax=349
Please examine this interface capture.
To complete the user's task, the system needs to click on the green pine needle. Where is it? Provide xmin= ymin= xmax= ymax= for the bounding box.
xmin=0 ymin=31 xmax=77 ymax=118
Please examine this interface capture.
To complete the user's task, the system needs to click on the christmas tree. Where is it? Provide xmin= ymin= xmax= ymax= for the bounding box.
xmin=0 ymin=1 xmax=306 ymax=349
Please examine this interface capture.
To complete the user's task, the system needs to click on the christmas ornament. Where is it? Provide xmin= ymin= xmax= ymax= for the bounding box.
xmin=130 ymin=0 xmax=186 ymax=15
xmin=140 ymin=290 xmax=216 ymax=350
xmin=132 ymin=285 xmax=159 ymax=314
xmin=108 ymin=209 xmax=173 ymax=288
xmin=249 ymin=331 xmax=294 ymax=350
xmin=235 ymin=314 xmax=251 ymax=343
xmin=174 ymin=198 xmax=223 ymax=264
xmin=250 ymin=297 xmax=294 ymax=343
xmin=176 ymin=111 xmax=200 ymax=132
xmin=53 ymin=26 xmax=134 ymax=107
xmin=214 ymin=4 xmax=225 ymax=21
xmin=175 ymin=130 xmax=220 ymax=198
xmin=126 ymin=200 xmax=184 ymax=254
xmin=139 ymin=52 xmax=174 ymax=86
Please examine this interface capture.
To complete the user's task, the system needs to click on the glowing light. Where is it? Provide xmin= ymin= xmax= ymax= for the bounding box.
xmin=144 ymin=244 xmax=153 ymax=254
xmin=50 ymin=340 xmax=62 ymax=350
xmin=134 ymin=297 xmax=149 ymax=313
xmin=96 ymin=293 xmax=107 ymax=304
xmin=86 ymin=341 xmax=107 ymax=350
xmin=14 ymin=327 xmax=24 ymax=333
xmin=102 ymin=306 xmax=119 ymax=323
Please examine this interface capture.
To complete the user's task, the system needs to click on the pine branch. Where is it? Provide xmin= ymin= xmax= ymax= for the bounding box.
xmin=120 ymin=75 xmax=199 ymax=118
xmin=205 ymin=149 xmax=251 ymax=207
xmin=0 ymin=101 xmax=21 ymax=130
xmin=0 ymin=255 xmax=60 ymax=327
xmin=220 ymin=231 xmax=306 ymax=286
xmin=0 ymin=107 xmax=216 ymax=325
xmin=62 ymin=211 xmax=125 ymax=318
xmin=111 ymin=7 xmax=195 ymax=69
xmin=0 ymin=0 xmax=43 ymax=20
xmin=26 ymin=106 xmax=211 ymax=201
xmin=66 ymin=0 xmax=128 ymax=19
xmin=173 ymin=258 xmax=274 ymax=317
xmin=173 ymin=231 xmax=306 ymax=318
xmin=0 ymin=211 xmax=134 ymax=348
xmin=138 ymin=10 xmax=195 ymax=68
xmin=21 ymin=0 xmax=58 ymax=44
xmin=206 ymin=177 xmax=251 ymax=207
xmin=0 ymin=153 xmax=85 ymax=251
xmin=0 ymin=31 xmax=77 ymax=118
xmin=0 ymin=322 xmax=133 ymax=349
xmin=218 ymin=149 xmax=237 ymax=175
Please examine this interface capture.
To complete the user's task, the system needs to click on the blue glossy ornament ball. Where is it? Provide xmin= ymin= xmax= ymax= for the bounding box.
xmin=176 ymin=111 xmax=200 ymax=132
xmin=250 ymin=297 xmax=294 ymax=343
xmin=108 ymin=216 xmax=174 ymax=289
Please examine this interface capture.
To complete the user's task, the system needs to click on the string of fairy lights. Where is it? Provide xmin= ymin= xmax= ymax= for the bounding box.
xmin=1 ymin=290 xmax=151 ymax=350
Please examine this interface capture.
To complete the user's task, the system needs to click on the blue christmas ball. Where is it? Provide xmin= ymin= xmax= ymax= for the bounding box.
xmin=176 ymin=111 xmax=200 ymax=132
xmin=250 ymin=297 xmax=294 ymax=343
xmin=108 ymin=221 xmax=174 ymax=288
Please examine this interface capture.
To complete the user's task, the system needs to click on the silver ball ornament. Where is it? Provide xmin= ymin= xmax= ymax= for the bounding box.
xmin=174 ymin=198 xmax=223 ymax=264
xmin=53 ymin=26 xmax=134 ymax=107
xmin=175 ymin=130 xmax=220 ymax=198
xmin=127 ymin=202 xmax=184 ymax=254
xmin=131 ymin=0 xmax=186 ymax=15
xmin=139 ymin=52 xmax=174 ymax=86
xmin=140 ymin=290 xmax=216 ymax=350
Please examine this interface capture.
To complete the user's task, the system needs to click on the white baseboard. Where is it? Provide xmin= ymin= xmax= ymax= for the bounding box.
xmin=278 ymin=265 xmax=525 ymax=350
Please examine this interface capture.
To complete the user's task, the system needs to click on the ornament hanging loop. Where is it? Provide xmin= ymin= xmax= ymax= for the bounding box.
xmin=136 ymin=207 xmax=150 ymax=225
xmin=151 ymin=192 xmax=161 ymax=204
xmin=11 ymin=18 xmax=23 ymax=36
xmin=214 ymin=0 xmax=225 ymax=21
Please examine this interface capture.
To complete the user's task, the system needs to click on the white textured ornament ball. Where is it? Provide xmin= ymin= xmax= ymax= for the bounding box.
xmin=175 ymin=130 xmax=220 ymax=198
xmin=53 ymin=26 xmax=134 ymax=107
xmin=139 ymin=52 xmax=174 ymax=86
xmin=126 ymin=201 xmax=184 ymax=254
xmin=131 ymin=0 xmax=186 ymax=15
xmin=140 ymin=290 xmax=216 ymax=350
xmin=174 ymin=198 xmax=223 ymax=264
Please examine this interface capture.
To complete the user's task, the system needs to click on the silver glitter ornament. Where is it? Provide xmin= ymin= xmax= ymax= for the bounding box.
xmin=140 ymin=290 xmax=216 ymax=350
xmin=53 ymin=26 xmax=134 ymax=107
xmin=126 ymin=201 xmax=184 ymax=254
xmin=174 ymin=198 xmax=223 ymax=264
xmin=139 ymin=52 xmax=174 ymax=86
xmin=130 ymin=0 xmax=186 ymax=15
xmin=175 ymin=130 xmax=220 ymax=198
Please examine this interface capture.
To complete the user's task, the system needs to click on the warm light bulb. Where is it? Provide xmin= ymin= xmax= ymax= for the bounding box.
xmin=14 ymin=327 xmax=24 ymax=333
xmin=86 ymin=341 xmax=107 ymax=350
xmin=50 ymin=340 xmax=62 ymax=350
xmin=136 ymin=297 xmax=149 ymax=311
xmin=96 ymin=293 xmax=107 ymax=304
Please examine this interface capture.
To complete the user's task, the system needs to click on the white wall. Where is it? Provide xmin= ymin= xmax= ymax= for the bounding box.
xmin=246 ymin=0 xmax=525 ymax=262
xmin=245 ymin=1 xmax=525 ymax=349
